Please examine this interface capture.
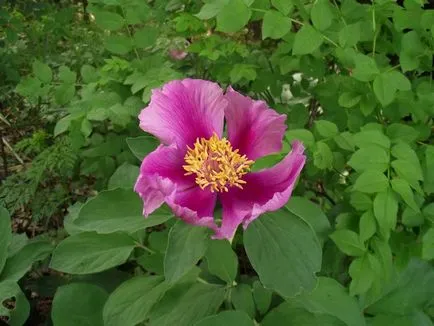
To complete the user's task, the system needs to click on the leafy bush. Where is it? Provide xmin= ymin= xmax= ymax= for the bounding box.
xmin=1 ymin=0 xmax=433 ymax=325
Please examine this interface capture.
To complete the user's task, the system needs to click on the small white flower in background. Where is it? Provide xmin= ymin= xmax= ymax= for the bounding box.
xmin=281 ymin=84 xmax=294 ymax=103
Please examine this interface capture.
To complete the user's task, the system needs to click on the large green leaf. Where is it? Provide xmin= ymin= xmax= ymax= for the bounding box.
xmin=216 ymin=0 xmax=251 ymax=33
xmin=108 ymin=163 xmax=139 ymax=190
xmin=148 ymin=282 xmax=226 ymax=326
xmin=52 ymin=283 xmax=108 ymax=326
xmin=348 ymin=147 xmax=389 ymax=172
xmin=231 ymin=284 xmax=255 ymax=318
xmin=164 ymin=221 xmax=211 ymax=283
xmin=285 ymin=197 xmax=331 ymax=244
xmin=50 ymin=232 xmax=136 ymax=274
xmin=0 ymin=206 xmax=11 ymax=274
xmin=329 ymin=230 xmax=366 ymax=257
xmin=74 ymin=189 xmax=171 ymax=234
xmin=311 ymin=0 xmax=334 ymax=31
xmin=0 ymin=240 xmax=53 ymax=282
xmin=293 ymin=277 xmax=366 ymax=326
xmin=293 ymin=25 xmax=324 ymax=55
xmin=0 ymin=281 xmax=30 ymax=326
xmin=194 ymin=311 xmax=254 ymax=326
xmin=244 ymin=209 xmax=322 ymax=298
xmin=366 ymin=259 xmax=434 ymax=315
xmin=32 ymin=60 xmax=52 ymax=83
xmin=262 ymin=10 xmax=291 ymax=39
xmin=353 ymin=170 xmax=389 ymax=194
xmin=103 ymin=276 xmax=169 ymax=326
xmin=95 ymin=10 xmax=124 ymax=31
xmin=373 ymin=188 xmax=399 ymax=236
xmin=205 ymin=240 xmax=238 ymax=283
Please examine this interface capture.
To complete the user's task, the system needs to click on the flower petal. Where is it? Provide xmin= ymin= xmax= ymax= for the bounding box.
xmin=139 ymin=79 xmax=226 ymax=148
xmin=134 ymin=145 xmax=217 ymax=230
xmin=225 ymin=87 xmax=287 ymax=160
xmin=214 ymin=141 xmax=306 ymax=239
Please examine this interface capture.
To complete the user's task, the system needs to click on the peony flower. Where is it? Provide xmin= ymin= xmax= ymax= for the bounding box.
xmin=135 ymin=79 xmax=306 ymax=239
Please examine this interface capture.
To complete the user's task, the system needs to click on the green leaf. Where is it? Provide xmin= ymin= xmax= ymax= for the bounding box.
xmin=133 ymin=27 xmax=159 ymax=48
xmin=391 ymin=178 xmax=419 ymax=211
xmin=313 ymin=141 xmax=334 ymax=170
xmin=0 ymin=240 xmax=53 ymax=282
xmin=81 ymin=64 xmax=97 ymax=83
xmin=262 ymin=10 xmax=291 ymax=39
xmin=387 ymin=71 xmax=411 ymax=91
xmin=55 ymin=83 xmax=75 ymax=105
xmin=216 ymin=0 xmax=251 ymax=33
xmin=105 ymin=35 xmax=132 ymax=55
xmin=95 ymin=10 xmax=124 ymax=31
xmin=315 ymin=120 xmax=339 ymax=138
xmin=103 ymin=275 xmax=169 ymax=326
xmin=329 ymin=230 xmax=366 ymax=257
xmin=359 ymin=210 xmax=376 ymax=242
xmin=424 ymin=146 xmax=434 ymax=194
xmin=353 ymin=130 xmax=390 ymax=150
xmin=194 ymin=311 xmax=255 ymax=326
xmin=348 ymin=147 xmax=389 ymax=172
xmin=32 ymin=60 xmax=52 ymax=83
xmin=371 ymin=312 xmax=433 ymax=326
xmin=108 ymin=163 xmax=139 ymax=190
xmin=338 ymin=92 xmax=362 ymax=108
xmin=195 ymin=0 xmax=229 ymax=20
xmin=353 ymin=170 xmax=389 ymax=194
xmin=230 ymin=64 xmax=257 ymax=83
xmin=0 ymin=281 xmax=30 ymax=326
xmin=231 ymin=284 xmax=255 ymax=318
xmin=74 ymin=189 xmax=171 ymax=234
xmin=311 ymin=0 xmax=334 ymax=31
xmin=148 ymin=283 xmax=226 ymax=326
xmin=349 ymin=254 xmax=374 ymax=296
xmin=373 ymin=74 xmax=395 ymax=107
xmin=373 ymin=188 xmax=398 ymax=236
xmin=293 ymin=277 xmax=365 ymax=326
xmin=422 ymin=228 xmax=434 ymax=261
xmin=334 ymin=132 xmax=355 ymax=151
xmin=366 ymin=259 xmax=434 ymax=315
xmin=244 ymin=209 xmax=322 ymax=298
xmin=285 ymin=129 xmax=315 ymax=148
xmin=164 ymin=221 xmax=211 ymax=284
xmin=391 ymin=143 xmax=421 ymax=176
xmin=126 ymin=136 xmax=159 ymax=160
xmin=50 ymin=232 xmax=136 ymax=274
xmin=293 ymin=25 xmax=324 ymax=55
xmin=352 ymin=54 xmax=379 ymax=82
xmin=339 ymin=23 xmax=360 ymax=48
xmin=387 ymin=124 xmax=419 ymax=143
xmin=392 ymin=159 xmax=423 ymax=184
xmin=262 ymin=302 xmax=345 ymax=326
xmin=271 ymin=0 xmax=293 ymax=15
xmin=252 ymin=280 xmax=272 ymax=315
xmin=58 ymin=66 xmax=76 ymax=84
xmin=52 ymin=283 xmax=108 ymax=326
xmin=0 ymin=206 xmax=11 ymax=274
xmin=286 ymin=197 xmax=331 ymax=244
xmin=350 ymin=192 xmax=372 ymax=211
xmin=205 ymin=240 xmax=238 ymax=283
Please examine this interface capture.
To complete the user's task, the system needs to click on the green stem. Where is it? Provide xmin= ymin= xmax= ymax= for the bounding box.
xmin=135 ymin=242 xmax=155 ymax=254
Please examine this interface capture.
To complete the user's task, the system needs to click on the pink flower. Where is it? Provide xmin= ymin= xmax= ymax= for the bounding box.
xmin=135 ymin=79 xmax=306 ymax=239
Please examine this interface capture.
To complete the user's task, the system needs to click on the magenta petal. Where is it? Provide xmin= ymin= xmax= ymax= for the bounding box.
xmin=139 ymin=79 xmax=226 ymax=148
xmin=134 ymin=145 xmax=217 ymax=230
xmin=225 ymin=87 xmax=287 ymax=160
xmin=214 ymin=141 xmax=306 ymax=239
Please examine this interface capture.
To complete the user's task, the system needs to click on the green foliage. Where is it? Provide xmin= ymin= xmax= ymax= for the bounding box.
xmin=1 ymin=0 xmax=434 ymax=324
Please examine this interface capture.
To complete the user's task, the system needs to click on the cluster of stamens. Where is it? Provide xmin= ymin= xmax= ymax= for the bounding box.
xmin=183 ymin=134 xmax=254 ymax=192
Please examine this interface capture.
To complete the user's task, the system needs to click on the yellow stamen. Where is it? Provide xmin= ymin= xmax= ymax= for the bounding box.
xmin=183 ymin=134 xmax=254 ymax=192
